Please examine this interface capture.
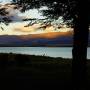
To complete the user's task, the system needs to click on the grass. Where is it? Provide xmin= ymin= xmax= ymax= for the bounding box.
xmin=0 ymin=53 xmax=90 ymax=89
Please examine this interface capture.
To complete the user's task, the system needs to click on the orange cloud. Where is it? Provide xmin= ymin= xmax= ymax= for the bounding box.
xmin=19 ymin=31 xmax=73 ymax=40
xmin=14 ymin=25 xmax=35 ymax=32
xmin=44 ymin=26 xmax=55 ymax=32
xmin=13 ymin=23 xmax=42 ymax=33
xmin=13 ymin=22 xmax=73 ymax=35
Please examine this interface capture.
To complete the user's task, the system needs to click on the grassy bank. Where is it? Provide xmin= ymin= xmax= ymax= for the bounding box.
xmin=0 ymin=53 xmax=90 ymax=89
xmin=0 ymin=53 xmax=72 ymax=89
xmin=0 ymin=53 xmax=72 ymax=75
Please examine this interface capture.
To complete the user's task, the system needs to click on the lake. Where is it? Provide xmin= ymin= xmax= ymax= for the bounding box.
xmin=0 ymin=47 xmax=90 ymax=59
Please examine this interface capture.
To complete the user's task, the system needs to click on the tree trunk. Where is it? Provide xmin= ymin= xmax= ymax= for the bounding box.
xmin=72 ymin=1 xmax=89 ymax=89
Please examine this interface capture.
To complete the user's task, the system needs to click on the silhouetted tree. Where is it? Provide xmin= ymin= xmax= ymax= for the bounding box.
xmin=72 ymin=1 xmax=89 ymax=89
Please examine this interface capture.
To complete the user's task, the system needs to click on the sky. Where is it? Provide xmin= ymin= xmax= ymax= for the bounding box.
xmin=0 ymin=0 xmax=73 ymax=35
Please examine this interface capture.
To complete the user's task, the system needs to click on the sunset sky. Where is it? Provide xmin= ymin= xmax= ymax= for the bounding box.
xmin=0 ymin=0 xmax=73 ymax=35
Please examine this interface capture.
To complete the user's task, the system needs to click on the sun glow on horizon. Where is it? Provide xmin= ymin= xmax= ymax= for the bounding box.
xmin=0 ymin=22 xmax=73 ymax=35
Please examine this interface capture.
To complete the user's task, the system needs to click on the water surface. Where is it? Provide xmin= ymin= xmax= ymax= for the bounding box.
xmin=0 ymin=47 xmax=90 ymax=59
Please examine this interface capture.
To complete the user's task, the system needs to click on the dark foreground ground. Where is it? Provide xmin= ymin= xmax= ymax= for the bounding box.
xmin=0 ymin=53 xmax=89 ymax=89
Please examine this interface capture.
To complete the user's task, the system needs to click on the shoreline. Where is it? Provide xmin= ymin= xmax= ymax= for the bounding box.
xmin=0 ymin=52 xmax=90 ymax=60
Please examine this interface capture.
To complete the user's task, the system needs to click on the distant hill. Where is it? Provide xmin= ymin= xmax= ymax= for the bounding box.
xmin=0 ymin=31 xmax=89 ymax=47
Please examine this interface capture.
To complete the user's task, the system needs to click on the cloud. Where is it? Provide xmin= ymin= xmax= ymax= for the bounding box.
xmin=14 ymin=25 xmax=35 ymax=32
xmin=13 ymin=23 xmax=45 ymax=34
xmin=0 ymin=3 xmax=73 ymax=35
xmin=0 ymin=20 xmax=73 ymax=35
xmin=0 ymin=3 xmax=30 ymax=23
xmin=13 ymin=22 xmax=72 ymax=34
xmin=23 ymin=9 xmax=46 ymax=19
xmin=13 ymin=23 xmax=44 ymax=33
xmin=0 ymin=0 xmax=12 ymax=4
xmin=0 ymin=3 xmax=47 ymax=23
